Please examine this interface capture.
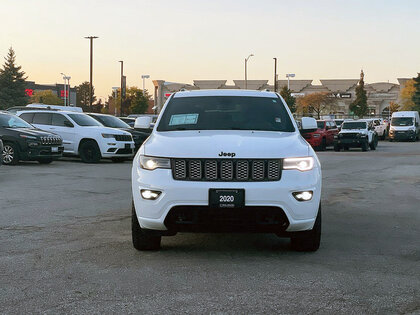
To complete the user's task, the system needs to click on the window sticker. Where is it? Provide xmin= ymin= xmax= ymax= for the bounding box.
xmin=169 ymin=114 xmax=199 ymax=126
xmin=272 ymin=99 xmax=277 ymax=103
xmin=275 ymin=117 xmax=282 ymax=123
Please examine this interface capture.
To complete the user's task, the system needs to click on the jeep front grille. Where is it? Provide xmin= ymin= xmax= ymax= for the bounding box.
xmin=40 ymin=136 xmax=62 ymax=145
xmin=115 ymin=135 xmax=132 ymax=142
xmin=171 ymin=159 xmax=282 ymax=182
xmin=340 ymin=133 xmax=359 ymax=139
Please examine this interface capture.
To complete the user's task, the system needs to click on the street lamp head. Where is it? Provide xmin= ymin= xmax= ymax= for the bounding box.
xmin=84 ymin=36 xmax=99 ymax=39
xmin=286 ymin=73 xmax=296 ymax=78
xmin=246 ymin=54 xmax=254 ymax=61
xmin=142 ymin=75 xmax=150 ymax=79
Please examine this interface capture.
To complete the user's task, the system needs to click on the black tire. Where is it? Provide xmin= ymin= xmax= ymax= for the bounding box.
xmin=344 ymin=146 xmax=350 ymax=151
xmin=361 ymin=141 xmax=368 ymax=151
xmin=333 ymin=144 xmax=340 ymax=152
xmin=111 ymin=157 xmax=126 ymax=163
xmin=381 ymin=132 xmax=386 ymax=140
xmin=38 ymin=158 xmax=53 ymax=164
xmin=79 ymin=140 xmax=101 ymax=163
xmin=319 ymin=138 xmax=327 ymax=151
xmin=2 ymin=142 xmax=19 ymax=165
xmin=291 ymin=205 xmax=321 ymax=252
xmin=132 ymin=203 xmax=161 ymax=251
xmin=370 ymin=136 xmax=377 ymax=150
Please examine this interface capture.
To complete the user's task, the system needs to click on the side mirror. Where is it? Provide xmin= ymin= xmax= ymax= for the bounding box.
xmin=134 ymin=116 xmax=152 ymax=129
xmin=301 ymin=117 xmax=318 ymax=131
xmin=64 ymin=121 xmax=74 ymax=128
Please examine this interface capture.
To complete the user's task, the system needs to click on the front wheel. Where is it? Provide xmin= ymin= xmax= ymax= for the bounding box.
xmin=291 ymin=206 xmax=321 ymax=252
xmin=38 ymin=158 xmax=53 ymax=164
xmin=369 ymin=136 xmax=378 ymax=150
xmin=79 ymin=140 xmax=101 ymax=163
xmin=132 ymin=203 xmax=161 ymax=251
xmin=361 ymin=141 xmax=369 ymax=151
xmin=111 ymin=157 xmax=127 ymax=163
xmin=2 ymin=142 xmax=19 ymax=165
xmin=333 ymin=143 xmax=341 ymax=152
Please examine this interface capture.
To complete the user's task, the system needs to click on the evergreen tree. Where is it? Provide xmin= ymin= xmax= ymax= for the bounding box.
xmin=76 ymin=81 xmax=96 ymax=111
xmin=279 ymin=85 xmax=296 ymax=113
xmin=0 ymin=47 xmax=29 ymax=109
xmin=349 ymin=70 xmax=368 ymax=117
xmin=412 ymin=73 xmax=420 ymax=112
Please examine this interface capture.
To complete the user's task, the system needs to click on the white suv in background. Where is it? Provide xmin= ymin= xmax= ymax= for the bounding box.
xmin=18 ymin=110 xmax=135 ymax=163
xmin=132 ymin=90 xmax=322 ymax=252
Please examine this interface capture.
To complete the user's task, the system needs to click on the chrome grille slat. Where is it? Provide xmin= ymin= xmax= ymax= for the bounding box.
xmin=172 ymin=159 xmax=282 ymax=182
xmin=40 ymin=136 xmax=62 ymax=145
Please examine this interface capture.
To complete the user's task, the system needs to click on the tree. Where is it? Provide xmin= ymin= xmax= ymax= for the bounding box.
xmin=0 ymin=47 xmax=29 ymax=109
xmin=412 ymin=73 xmax=420 ymax=113
xmin=279 ymin=86 xmax=296 ymax=113
xmin=400 ymin=79 xmax=415 ymax=110
xmin=128 ymin=87 xmax=150 ymax=114
xmin=30 ymin=90 xmax=63 ymax=105
xmin=76 ymin=81 xmax=96 ymax=111
xmin=389 ymin=101 xmax=400 ymax=115
xmin=296 ymin=92 xmax=338 ymax=119
xmin=349 ymin=70 xmax=368 ymax=117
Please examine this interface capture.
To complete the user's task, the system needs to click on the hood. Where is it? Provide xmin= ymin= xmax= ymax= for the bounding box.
xmin=390 ymin=125 xmax=415 ymax=131
xmin=340 ymin=129 xmax=367 ymax=134
xmin=143 ymin=130 xmax=309 ymax=159
xmin=6 ymin=128 xmax=60 ymax=138
xmin=84 ymin=126 xmax=132 ymax=135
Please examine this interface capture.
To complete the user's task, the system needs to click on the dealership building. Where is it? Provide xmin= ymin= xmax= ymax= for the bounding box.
xmin=153 ymin=78 xmax=411 ymax=117
xmin=25 ymin=81 xmax=77 ymax=106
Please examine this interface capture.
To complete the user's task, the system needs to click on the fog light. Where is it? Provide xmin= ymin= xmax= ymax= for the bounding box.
xmin=293 ymin=191 xmax=313 ymax=201
xmin=140 ymin=189 xmax=161 ymax=200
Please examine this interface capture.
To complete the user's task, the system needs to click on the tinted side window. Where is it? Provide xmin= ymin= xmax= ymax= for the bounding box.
xmin=19 ymin=112 xmax=34 ymax=123
xmin=52 ymin=113 xmax=71 ymax=127
xmin=33 ymin=113 xmax=52 ymax=125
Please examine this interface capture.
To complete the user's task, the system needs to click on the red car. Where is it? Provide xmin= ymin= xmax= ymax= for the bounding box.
xmin=302 ymin=120 xmax=339 ymax=150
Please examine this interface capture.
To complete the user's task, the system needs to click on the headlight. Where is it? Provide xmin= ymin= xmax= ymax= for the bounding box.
xmin=283 ymin=157 xmax=314 ymax=172
xmin=140 ymin=155 xmax=171 ymax=170
xmin=20 ymin=134 xmax=37 ymax=140
xmin=102 ymin=133 xmax=116 ymax=138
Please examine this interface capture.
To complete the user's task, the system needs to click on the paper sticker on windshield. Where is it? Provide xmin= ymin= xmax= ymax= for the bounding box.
xmin=169 ymin=114 xmax=199 ymax=126
xmin=275 ymin=117 xmax=282 ymax=123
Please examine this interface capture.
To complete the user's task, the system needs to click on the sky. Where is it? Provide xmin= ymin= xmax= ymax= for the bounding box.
xmin=1 ymin=0 xmax=420 ymax=101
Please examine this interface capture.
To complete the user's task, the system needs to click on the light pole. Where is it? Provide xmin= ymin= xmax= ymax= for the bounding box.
xmin=286 ymin=73 xmax=295 ymax=90
xmin=84 ymin=36 xmax=98 ymax=111
xmin=244 ymin=54 xmax=254 ymax=89
xmin=112 ymin=87 xmax=119 ymax=116
xmin=66 ymin=76 xmax=71 ymax=106
xmin=273 ymin=58 xmax=277 ymax=92
xmin=141 ymin=75 xmax=150 ymax=93
xmin=119 ymin=60 xmax=124 ymax=116
xmin=60 ymin=73 xmax=67 ymax=106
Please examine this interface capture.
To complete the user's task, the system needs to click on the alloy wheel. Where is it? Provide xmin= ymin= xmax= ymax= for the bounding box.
xmin=2 ymin=145 xmax=14 ymax=164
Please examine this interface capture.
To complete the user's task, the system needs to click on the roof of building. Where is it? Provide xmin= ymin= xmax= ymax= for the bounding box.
xmin=319 ymin=79 xmax=359 ymax=92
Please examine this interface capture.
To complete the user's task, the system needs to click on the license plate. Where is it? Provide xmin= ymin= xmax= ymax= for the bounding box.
xmin=51 ymin=147 xmax=59 ymax=153
xmin=209 ymin=189 xmax=245 ymax=208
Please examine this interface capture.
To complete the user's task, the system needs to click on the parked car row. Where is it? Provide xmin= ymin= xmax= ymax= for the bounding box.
xmin=1 ymin=105 xmax=154 ymax=165
xmin=299 ymin=111 xmax=419 ymax=153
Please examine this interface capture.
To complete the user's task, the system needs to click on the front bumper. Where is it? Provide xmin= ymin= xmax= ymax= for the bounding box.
xmin=334 ymin=137 xmax=366 ymax=147
xmin=305 ymin=137 xmax=322 ymax=147
xmin=132 ymin=161 xmax=322 ymax=233
xmin=101 ymin=141 xmax=135 ymax=158
xmin=21 ymin=145 xmax=64 ymax=160
xmin=389 ymin=131 xmax=416 ymax=140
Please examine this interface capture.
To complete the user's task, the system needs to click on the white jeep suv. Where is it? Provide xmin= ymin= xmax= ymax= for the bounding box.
xmin=18 ymin=110 xmax=135 ymax=163
xmin=132 ymin=90 xmax=322 ymax=251
xmin=334 ymin=119 xmax=378 ymax=151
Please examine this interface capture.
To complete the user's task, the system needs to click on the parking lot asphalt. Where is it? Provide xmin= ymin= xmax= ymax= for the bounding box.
xmin=1 ymin=141 xmax=420 ymax=314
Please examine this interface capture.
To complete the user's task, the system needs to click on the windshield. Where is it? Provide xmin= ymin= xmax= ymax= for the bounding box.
xmin=391 ymin=117 xmax=414 ymax=126
xmin=91 ymin=115 xmax=130 ymax=128
xmin=341 ymin=121 xmax=367 ymax=130
xmin=68 ymin=114 xmax=102 ymax=127
xmin=0 ymin=114 xmax=33 ymax=128
xmin=317 ymin=121 xmax=325 ymax=129
xmin=157 ymin=96 xmax=295 ymax=132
